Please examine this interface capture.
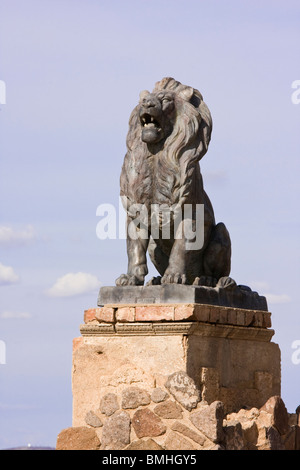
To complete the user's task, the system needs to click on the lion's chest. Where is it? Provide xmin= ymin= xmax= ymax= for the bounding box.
xmin=128 ymin=154 xmax=178 ymax=206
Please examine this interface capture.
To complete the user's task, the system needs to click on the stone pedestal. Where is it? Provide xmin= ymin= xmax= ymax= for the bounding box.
xmin=67 ymin=300 xmax=284 ymax=450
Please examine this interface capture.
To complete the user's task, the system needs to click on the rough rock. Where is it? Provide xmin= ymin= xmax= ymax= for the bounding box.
xmin=282 ymin=426 xmax=298 ymax=450
xmin=151 ymin=387 xmax=169 ymax=403
xmin=240 ymin=419 xmax=258 ymax=449
xmin=225 ymin=407 xmax=259 ymax=449
xmin=56 ymin=426 xmax=100 ymax=450
xmin=122 ymin=387 xmax=151 ymax=409
xmin=171 ymin=421 xmax=206 ymax=446
xmin=132 ymin=408 xmax=166 ymax=438
xmin=101 ymin=410 xmax=131 ymax=449
xmin=125 ymin=439 xmax=164 ymax=450
xmin=190 ymin=401 xmax=224 ymax=443
xmin=165 ymin=371 xmax=200 ymax=411
xmin=85 ymin=410 xmax=103 ymax=427
xmin=261 ymin=426 xmax=285 ymax=450
xmin=223 ymin=420 xmax=244 ymax=450
xmin=99 ymin=393 xmax=119 ymax=416
xmin=154 ymin=400 xmax=183 ymax=419
xmin=165 ymin=431 xmax=196 ymax=450
xmin=260 ymin=395 xmax=289 ymax=435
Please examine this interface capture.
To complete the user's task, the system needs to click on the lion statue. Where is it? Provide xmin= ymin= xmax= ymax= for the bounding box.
xmin=116 ymin=77 xmax=231 ymax=287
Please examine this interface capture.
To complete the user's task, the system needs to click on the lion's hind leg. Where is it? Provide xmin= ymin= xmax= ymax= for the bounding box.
xmin=202 ymin=222 xmax=231 ymax=282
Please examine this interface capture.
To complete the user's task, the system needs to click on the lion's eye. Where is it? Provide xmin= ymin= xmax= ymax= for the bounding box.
xmin=157 ymin=93 xmax=170 ymax=103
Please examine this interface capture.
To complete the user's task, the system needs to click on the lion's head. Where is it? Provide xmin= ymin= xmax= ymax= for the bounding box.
xmin=138 ymin=87 xmax=176 ymax=145
xmin=127 ymin=77 xmax=212 ymax=156
xmin=121 ymin=77 xmax=213 ymax=207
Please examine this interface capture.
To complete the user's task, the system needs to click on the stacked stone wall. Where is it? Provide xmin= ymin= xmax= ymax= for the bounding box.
xmin=57 ymin=376 xmax=300 ymax=450
xmin=56 ymin=304 xmax=299 ymax=451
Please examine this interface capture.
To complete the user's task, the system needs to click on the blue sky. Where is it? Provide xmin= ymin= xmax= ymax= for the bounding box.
xmin=0 ymin=0 xmax=299 ymax=448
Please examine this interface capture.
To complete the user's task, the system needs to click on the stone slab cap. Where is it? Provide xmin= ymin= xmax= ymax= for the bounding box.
xmin=98 ymin=284 xmax=268 ymax=311
xmin=83 ymin=304 xmax=272 ymax=330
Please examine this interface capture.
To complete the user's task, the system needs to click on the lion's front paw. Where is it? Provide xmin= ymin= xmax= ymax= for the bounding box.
xmin=193 ymin=276 xmax=217 ymax=287
xmin=146 ymin=276 xmax=162 ymax=286
xmin=216 ymin=276 xmax=237 ymax=290
xmin=115 ymin=274 xmax=144 ymax=286
xmin=161 ymin=273 xmax=187 ymax=285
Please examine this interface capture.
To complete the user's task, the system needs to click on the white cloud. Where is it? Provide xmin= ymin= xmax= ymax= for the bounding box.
xmin=250 ymin=281 xmax=291 ymax=304
xmin=46 ymin=272 xmax=101 ymax=297
xmin=0 ymin=225 xmax=36 ymax=245
xmin=265 ymin=293 xmax=291 ymax=305
xmin=250 ymin=281 xmax=270 ymax=292
xmin=0 ymin=262 xmax=20 ymax=285
xmin=0 ymin=311 xmax=32 ymax=319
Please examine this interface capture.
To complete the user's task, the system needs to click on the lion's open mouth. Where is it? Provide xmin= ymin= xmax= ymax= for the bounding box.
xmin=140 ymin=113 xmax=161 ymax=131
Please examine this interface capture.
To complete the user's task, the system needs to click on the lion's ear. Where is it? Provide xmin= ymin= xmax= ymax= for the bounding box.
xmin=179 ymin=86 xmax=194 ymax=102
xmin=139 ymin=90 xmax=150 ymax=102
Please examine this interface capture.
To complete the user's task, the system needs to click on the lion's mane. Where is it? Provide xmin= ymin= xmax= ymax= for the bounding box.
xmin=120 ymin=77 xmax=212 ymax=210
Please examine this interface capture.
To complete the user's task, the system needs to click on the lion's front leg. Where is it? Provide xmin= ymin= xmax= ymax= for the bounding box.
xmin=161 ymin=217 xmax=203 ymax=285
xmin=116 ymin=216 xmax=149 ymax=286
xmin=161 ymin=236 xmax=188 ymax=285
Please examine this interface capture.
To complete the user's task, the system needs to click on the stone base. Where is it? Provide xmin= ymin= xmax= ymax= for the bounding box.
xmin=63 ymin=302 xmax=291 ymax=450
xmin=98 ymin=283 xmax=268 ymax=311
